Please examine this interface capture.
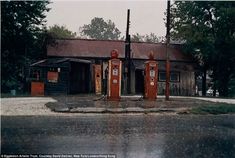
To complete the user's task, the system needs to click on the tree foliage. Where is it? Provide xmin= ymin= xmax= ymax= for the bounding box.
xmin=131 ymin=33 xmax=144 ymax=42
xmin=47 ymin=24 xmax=77 ymax=39
xmin=80 ymin=17 xmax=121 ymax=40
xmin=170 ymin=1 xmax=235 ymax=97
xmin=131 ymin=33 xmax=163 ymax=43
xmin=1 ymin=1 xmax=50 ymax=92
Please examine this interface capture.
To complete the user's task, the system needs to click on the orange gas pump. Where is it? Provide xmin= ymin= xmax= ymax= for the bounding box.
xmin=144 ymin=52 xmax=158 ymax=100
xmin=93 ymin=64 xmax=102 ymax=95
xmin=107 ymin=49 xmax=122 ymax=101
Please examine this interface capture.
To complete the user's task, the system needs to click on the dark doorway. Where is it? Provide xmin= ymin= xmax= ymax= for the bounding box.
xmin=135 ymin=69 xmax=144 ymax=94
xmin=70 ymin=62 xmax=90 ymax=94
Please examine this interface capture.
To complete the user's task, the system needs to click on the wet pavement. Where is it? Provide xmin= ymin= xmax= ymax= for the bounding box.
xmin=1 ymin=114 xmax=235 ymax=158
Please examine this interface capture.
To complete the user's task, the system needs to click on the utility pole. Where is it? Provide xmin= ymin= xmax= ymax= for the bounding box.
xmin=165 ymin=0 xmax=170 ymax=100
xmin=125 ymin=9 xmax=131 ymax=94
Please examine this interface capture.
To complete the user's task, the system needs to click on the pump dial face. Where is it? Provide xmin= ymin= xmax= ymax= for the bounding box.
xmin=113 ymin=68 xmax=118 ymax=76
xmin=150 ymin=70 xmax=155 ymax=77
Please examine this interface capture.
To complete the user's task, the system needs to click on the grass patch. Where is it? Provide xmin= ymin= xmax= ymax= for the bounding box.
xmin=190 ymin=103 xmax=235 ymax=114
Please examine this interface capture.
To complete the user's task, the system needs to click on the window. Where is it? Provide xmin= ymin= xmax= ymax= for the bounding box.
xmin=30 ymin=69 xmax=41 ymax=81
xmin=170 ymin=72 xmax=180 ymax=82
xmin=159 ymin=72 xmax=166 ymax=81
xmin=47 ymin=71 xmax=58 ymax=83
xmin=158 ymin=71 xmax=180 ymax=82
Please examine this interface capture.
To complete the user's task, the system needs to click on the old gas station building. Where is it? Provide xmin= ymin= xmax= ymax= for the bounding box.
xmin=30 ymin=39 xmax=196 ymax=96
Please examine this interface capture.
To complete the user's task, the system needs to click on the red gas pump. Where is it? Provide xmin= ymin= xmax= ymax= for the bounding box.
xmin=144 ymin=52 xmax=158 ymax=100
xmin=107 ymin=49 xmax=122 ymax=101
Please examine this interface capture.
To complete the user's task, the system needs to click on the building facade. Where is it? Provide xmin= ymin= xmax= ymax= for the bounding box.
xmin=30 ymin=39 xmax=197 ymax=96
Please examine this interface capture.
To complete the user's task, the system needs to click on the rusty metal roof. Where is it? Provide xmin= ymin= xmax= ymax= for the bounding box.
xmin=47 ymin=39 xmax=192 ymax=61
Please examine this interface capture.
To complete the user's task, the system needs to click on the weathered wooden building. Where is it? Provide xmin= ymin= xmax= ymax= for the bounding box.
xmin=30 ymin=39 xmax=196 ymax=96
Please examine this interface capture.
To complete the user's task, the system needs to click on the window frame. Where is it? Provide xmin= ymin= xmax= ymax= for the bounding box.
xmin=158 ymin=71 xmax=180 ymax=82
xmin=170 ymin=72 xmax=180 ymax=82
xmin=158 ymin=71 xmax=166 ymax=82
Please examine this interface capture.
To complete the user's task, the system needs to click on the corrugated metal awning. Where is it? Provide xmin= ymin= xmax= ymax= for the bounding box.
xmin=67 ymin=58 xmax=91 ymax=64
xmin=30 ymin=58 xmax=91 ymax=67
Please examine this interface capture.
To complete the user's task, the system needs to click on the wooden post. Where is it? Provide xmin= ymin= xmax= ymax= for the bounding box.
xmin=125 ymin=9 xmax=131 ymax=94
xmin=165 ymin=0 xmax=170 ymax=100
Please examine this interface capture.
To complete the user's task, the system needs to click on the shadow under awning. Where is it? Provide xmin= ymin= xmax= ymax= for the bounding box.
xmin=133 ymin=60 xmax=145 ymax=70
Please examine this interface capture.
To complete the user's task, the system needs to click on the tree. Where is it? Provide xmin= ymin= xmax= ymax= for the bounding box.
xmin=1 ymin=1 xmax=50 ymax=92
xmin=80 ymin=17 xmax=121 ymax=40
xmin=170 ymin=1 xmax=235 ymax=97
xmin=131 ymin=33 xmax=144 ymax=42
xmin=145 ymin=33 xmax=162 ymax=43
xmin=48 ymin=24 xmax=77 ymax=38
xmin=131 ymin=33 xmax=162 ymax=43
xmin=228 ymin=74 xmax=235 ymax=97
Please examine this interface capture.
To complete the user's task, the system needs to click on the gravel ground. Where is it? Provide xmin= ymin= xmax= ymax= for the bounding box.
xmin=1 ymin=97 xmax=58 ymax=116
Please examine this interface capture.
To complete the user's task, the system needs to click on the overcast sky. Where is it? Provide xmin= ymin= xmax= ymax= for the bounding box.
xmin=46 ymin=0 xmax=167 ymax=37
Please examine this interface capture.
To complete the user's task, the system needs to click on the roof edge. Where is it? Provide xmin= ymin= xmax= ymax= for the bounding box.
xmin=51 ymin=38 xmax=183 ymax=46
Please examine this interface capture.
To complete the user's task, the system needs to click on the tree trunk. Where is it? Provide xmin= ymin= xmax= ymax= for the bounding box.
xmin=213 ymin=83 xmax=216 ymax=97
xmin=218 ymin=79 xmax=229 ymax=97
xmin=202 ymin=68 xmax=207 ymax=96
xmin=212 ymin=67 xmax=217 ymax=97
